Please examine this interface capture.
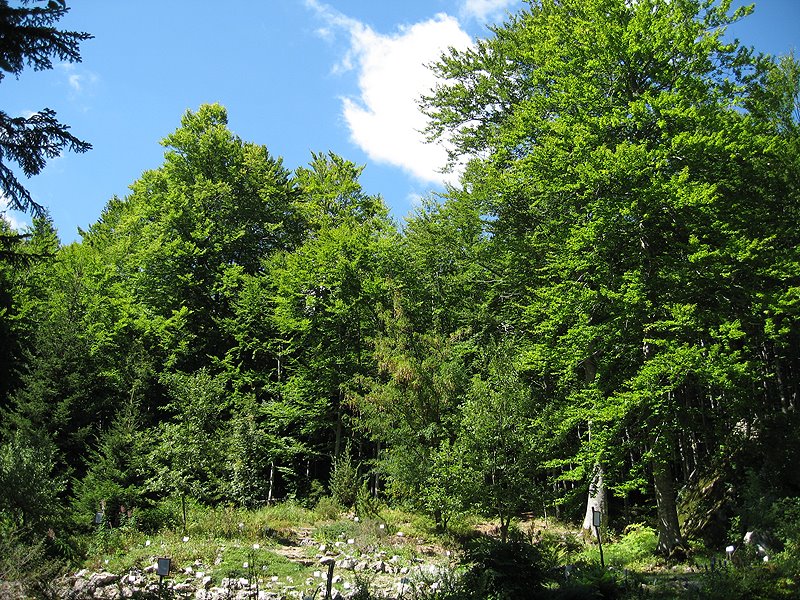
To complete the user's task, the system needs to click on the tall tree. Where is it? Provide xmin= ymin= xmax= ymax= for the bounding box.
xmin=82 ymin=104 xmax=300 ymax=372
xmin=423 ymin=0 xmax=799 ymax=554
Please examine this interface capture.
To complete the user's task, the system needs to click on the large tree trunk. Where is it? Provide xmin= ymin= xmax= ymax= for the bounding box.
xmin=653 ymin=458 xmax=685 ymax=556
xmin=582 ymin=461 xmax=607 ymax=532
xmin=581 ymin=414 xmax=607 ymax=533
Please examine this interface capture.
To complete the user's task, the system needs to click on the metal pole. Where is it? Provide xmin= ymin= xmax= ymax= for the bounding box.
xmin=325 ymin=561 xmax=335 ymax=600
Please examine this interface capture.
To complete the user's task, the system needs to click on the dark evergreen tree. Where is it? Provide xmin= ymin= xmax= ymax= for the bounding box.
xmin=0 ymin=0 xmax=92 ymax=216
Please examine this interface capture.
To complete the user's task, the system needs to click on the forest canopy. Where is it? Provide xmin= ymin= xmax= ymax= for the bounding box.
xmin=1 ymin=0 xmax=799 ymax=591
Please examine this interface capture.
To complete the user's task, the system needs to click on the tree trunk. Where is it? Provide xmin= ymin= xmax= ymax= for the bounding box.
xmin=582 ymin=461 xmax=607 ymax=532
xmin=334 ymin=396 xmax=343 ymax=459
xmin=582 ymin=417 xmax=607 ymax=533
xmin=653 ymin=458 xmax=685 ymax=557
xmin=267 ymin=461 xmax=275 ymax=504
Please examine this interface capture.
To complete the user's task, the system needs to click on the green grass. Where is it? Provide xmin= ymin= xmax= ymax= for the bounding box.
xmin=578 ymin=523 xmax=659 ymax=570
xmin=75 ymin=500 xmax=800 ymax=599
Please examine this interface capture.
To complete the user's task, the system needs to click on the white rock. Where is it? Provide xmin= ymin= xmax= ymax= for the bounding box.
xmin=90 ymin=572 xmax=121 ymax=587
xmin=372 ymin=561 xmax=386 ymax=573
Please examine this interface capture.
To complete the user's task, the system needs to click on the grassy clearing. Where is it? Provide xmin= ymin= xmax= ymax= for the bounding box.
xmin=75 ymin=499 xmax=799 ymax=599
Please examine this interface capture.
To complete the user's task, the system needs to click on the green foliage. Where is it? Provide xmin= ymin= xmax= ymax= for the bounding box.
xmin=330 ymin=444 xmax=361 ymax=509
xmin=228 ymin=408 xmax=272 ymax=508
xmin=458 ymin=342 xmax=539 ymax=540
xmin=355 ymin=481 xmax=381 ymax=518
xmin=698 ymin=563 xmax=798 ymax=600
xmin=424 ymin=0 xmax=800 ymax=555
xmin=0 ymin=0 xmax=92 ymax=216
xmin=556 ymin=564 xmax=627 ymax=600
xmin=150 ymin=368 xmax=230 ymax=504
xmin=580 ymin=524 xmax=658 ymax=569
xmin=419 ymin=440 xmax=468 ymax=532
xmin=71 ymin=400 xmax=153 ymax=530
xmin=313 ymin=496 xmax=341 ymax=521
xmin=0 ymin=430 xmax=65 ymax=534
xmin=452 ymin=532 xmax=551 ymax=600
xmin=0 ymin=527 xmax=64 ymax=600
xmin=362 ymin=326 xmax=472 ymax=514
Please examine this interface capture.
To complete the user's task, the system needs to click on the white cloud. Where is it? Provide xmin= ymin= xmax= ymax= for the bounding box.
xmin=459 ymin=0 xmax=518 ymax=22
xmin=306 ymin=0 xmax=472 ymax=186
xmin=0 ymin=194 xmax=30 ymax=232
xmin=407 ymin=191 xmax=425 ymax=208
xmin=58 ymin=63 xmax=99 ymax=95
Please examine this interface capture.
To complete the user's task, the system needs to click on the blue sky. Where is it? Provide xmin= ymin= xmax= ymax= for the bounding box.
xmin=2 ymin=0 xmax=798 ymax=243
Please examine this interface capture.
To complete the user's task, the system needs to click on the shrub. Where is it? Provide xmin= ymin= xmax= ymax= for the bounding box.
xmin=330 ymin=446 xmax=360 ymax=509
xmin=456 ymin=531 xmax=550 ymax=600
xmin=314 ymin=496 xmax=341 ymax=520
xmin=0 ymin=527 xmax=64 ymax=599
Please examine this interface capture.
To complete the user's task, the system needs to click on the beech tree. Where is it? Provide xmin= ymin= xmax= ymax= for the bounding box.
xmin=423 ymin=0 xmax=800 ymax=554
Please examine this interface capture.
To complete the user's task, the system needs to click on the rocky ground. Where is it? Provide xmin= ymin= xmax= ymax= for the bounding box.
xmin=52 ymin=528 xmax=452 ymax=600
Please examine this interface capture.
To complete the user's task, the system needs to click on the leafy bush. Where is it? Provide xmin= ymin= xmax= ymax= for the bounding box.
xmin=133 ymin=502 xmax=181 ymax=533
xmin=330 ymin=445 xmax=360 ymax=509
xmin=456 ymin=531 xmax=550 ymax=599
xmin=698 ymin=562 xmax=797 ymax=600
xmin=314 ymin=495 xmax=341 ymax=520
xmin=555 ymin=563 xmax=627 ymax=600
xmin=0 ymin=431 xmax=66 ymax=534
xmin=355 ymin=481 xmax=381 ymax=518
xmin=0 ymin=527 xmax=64 ymax=599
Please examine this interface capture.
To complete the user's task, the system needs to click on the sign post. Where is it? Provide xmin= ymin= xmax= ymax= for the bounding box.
xmin=157 ymin=557 xmax=171 ymax=599
xmin=592 ymin=507 xmax=605 ymax=568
